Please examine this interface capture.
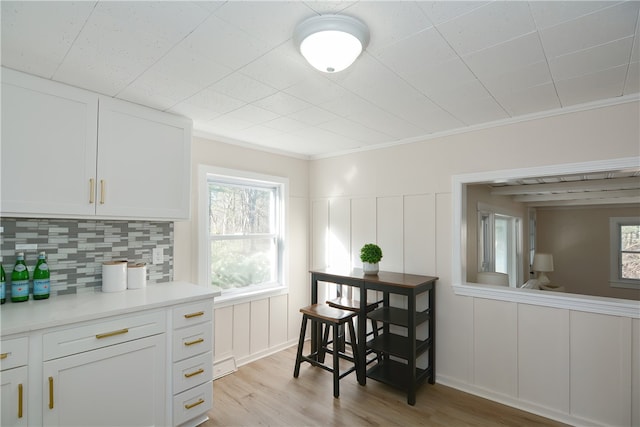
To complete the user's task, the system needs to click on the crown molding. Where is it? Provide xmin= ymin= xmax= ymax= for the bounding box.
xmin=310 ymin=93 xmax=640 ymax=160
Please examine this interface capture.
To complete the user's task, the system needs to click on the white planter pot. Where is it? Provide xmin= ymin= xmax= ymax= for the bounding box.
xmin=363 ymin=262 xmax=379 ymax=275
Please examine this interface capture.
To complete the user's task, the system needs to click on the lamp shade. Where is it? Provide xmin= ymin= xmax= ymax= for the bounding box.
xmin=294 ymin=15 xmax=369 ymax=73
xmin=532 ymin=253 xmax=554 ymax=272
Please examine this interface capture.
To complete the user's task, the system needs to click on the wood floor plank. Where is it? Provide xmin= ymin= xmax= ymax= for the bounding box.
xmin=203 ymin=344 xmax=568 ymax=426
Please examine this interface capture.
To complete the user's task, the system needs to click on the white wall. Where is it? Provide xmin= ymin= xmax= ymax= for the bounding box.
xmin=537 ymin=206 xmax=640 ymax=300
xmin=309 ymin=101 xmax=640 ymax=426
xmin=174 ymin=136 xmax=309 ymax=368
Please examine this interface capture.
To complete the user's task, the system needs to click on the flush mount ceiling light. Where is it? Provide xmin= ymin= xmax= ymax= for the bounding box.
xmin=294 ymin=14 xmax=369 ymax=73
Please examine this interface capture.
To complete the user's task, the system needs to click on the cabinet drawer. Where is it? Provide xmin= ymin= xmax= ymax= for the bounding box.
xmin=172 ymin=301 xmax=213 ymax=330
xmin=0 ymin=337 xmax=28 ymax=371
xmin=173 ymin=351 xmax=213 ymax=395
xmin=43 ymin=310 xmax=166 ymax=360
xmin=172 ymin=322 xmax=213 ymax=362
xmin=173 ymin=380 xmax=212 ymax=427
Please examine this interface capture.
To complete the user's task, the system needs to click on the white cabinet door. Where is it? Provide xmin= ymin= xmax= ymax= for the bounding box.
xmin=42 ymin=334 xmax=166 ymax=427
xmin=0 ymin=366 xmax=28 ymax=426
xmin=96 ymin=97 xmax=191 ymax=220
xmin=1 ymin=68 xmax=98 ymax=216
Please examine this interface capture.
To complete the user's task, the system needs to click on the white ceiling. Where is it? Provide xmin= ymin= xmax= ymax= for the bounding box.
xmin=2 ymin=1 xmax=639 ymax=158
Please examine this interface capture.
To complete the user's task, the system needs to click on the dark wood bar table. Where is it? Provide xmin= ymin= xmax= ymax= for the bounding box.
xmin=310 ymin=268 xmax=438 ymax=405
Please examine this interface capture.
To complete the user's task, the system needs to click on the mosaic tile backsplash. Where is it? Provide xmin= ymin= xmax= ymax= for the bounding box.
xmin=1 ymin=218 xmax=173 ymax=296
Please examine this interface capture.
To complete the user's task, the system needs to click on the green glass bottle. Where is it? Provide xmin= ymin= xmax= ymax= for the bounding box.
xmin=11 ymin=252 xmax=30 ymax=302
xmin=33 ymin=251 xmax=50 ymax=300
xmin=0 ymin=257 xmax=6 ymax=304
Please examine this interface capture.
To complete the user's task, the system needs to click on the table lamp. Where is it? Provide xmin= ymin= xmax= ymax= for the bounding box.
xmin=532 ymin=253 xmax=554 ymax=285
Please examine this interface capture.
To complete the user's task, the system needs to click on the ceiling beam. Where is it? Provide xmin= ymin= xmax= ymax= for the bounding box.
xmin=490 ymin=176 xmax=640 ymax=196
xmin=527 ymin=196 xmax=640 ymax=207
xmin=513 ymin=189 xmax=640 ymax=203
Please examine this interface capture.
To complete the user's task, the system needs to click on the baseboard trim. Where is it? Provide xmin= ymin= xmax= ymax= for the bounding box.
xmin=234 ymin=339 xmax=299 ymax=369
xmin=437 ymin=374 xmax=602 ymax=427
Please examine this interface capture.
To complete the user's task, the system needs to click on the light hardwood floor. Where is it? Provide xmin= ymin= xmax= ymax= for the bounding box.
xmin=203 ymin=344 xmax=568 ymax=426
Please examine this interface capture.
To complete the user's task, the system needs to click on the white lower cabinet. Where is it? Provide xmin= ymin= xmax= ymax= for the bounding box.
xmin=0 ymin=336 xmax=29 ymax=426
xmin=43 ymin=335 xmax=166 ymax=427
xmin=0 ymin=283 xmax=218 ymax=427
xmin=171 ymin=301 xmax=215 ymax=427
xmin=1 ymin=366 xmax=28 ymax=426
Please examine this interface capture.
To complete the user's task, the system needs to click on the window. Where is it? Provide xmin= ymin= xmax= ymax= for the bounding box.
xmin=610 ymin=217 xmax=640 ymax=289
xmin=478 ymin=203 xmax=522 ymax=287
xmin=198 ymin=166 xmax=287 ymax=302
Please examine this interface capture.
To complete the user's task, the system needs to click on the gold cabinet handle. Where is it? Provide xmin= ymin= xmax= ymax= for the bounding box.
xmin=184 ymin=368 xmax=204 ymax=378
xmin=184 ymin=338 xmax=204 ymax=346
xmin=18 ymin=383 xmax=23 ymax=418
xmin=89 ymin=178 xmax=95 ymax=204
xmin=96 ymin=328 xmax=129 ymax=339
xmin=100 ymin=180 xmax=105 ymax=204
xmin=48 ymin=376 xmax=54 ymax=409
xmin=0 ymin=353 xmax=7 ymax=360
xmin=184 ymin=398 xmax=205 ymax=410
xmin=184 ymin=311 xmax=204 ymax=319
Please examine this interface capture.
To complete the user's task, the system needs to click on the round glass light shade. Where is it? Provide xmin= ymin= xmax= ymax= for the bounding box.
xmin=299 ymin=30 xmax=363 ymax=73
xmin=294 ymin=15 xmax=369 ymax=73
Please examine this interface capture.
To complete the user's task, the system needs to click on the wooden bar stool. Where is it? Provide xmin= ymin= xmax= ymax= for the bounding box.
xmin=293 ymin=303 xmax=361 ymax=398
xmin=326 ymin=297 xmax=382 ymax=365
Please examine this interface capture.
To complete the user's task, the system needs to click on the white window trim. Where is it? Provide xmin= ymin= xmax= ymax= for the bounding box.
xmin=477 ymin=202 xmax=524 ymax=286
xmin=452 ymin=156 xmax=640 ymax=319
xmin=609 ymin=216 xmax=640 ymax=289
xmin=198 ymin=165 xmax=289 ymax=306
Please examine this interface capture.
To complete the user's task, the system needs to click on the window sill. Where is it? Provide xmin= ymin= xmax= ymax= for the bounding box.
xmin=213 ymin=285 xmax=288 ymax=309
xmin=609 ymin=280 xmax=640 ymax=290
xmin=453 ymin=282 xmax=640 ymax=318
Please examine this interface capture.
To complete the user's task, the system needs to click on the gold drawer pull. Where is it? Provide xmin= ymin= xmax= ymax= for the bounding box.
xmin=89 ymin=178 xmax=95 ymax=204
xmin=184 ymin=311 xmax=204 ymax=319
xmin=184 ymin=338 xmax=204 ymax=346
xmin=96 ymin=328 xmax=129 ymax=339
xmin=0 ymin=353 xmax=8 ymax=360
xmin=18 ymin=383 xmax=23 ymax=418
xmin=184 ymin=368 xmax=204 ymax=378
xmin=49 ymin=376 xmax=54 ymax=409
xmin=184 ymin=398 xmax=205 ymax=410
xmin=100 ymin=179 xmax=105 ymax=204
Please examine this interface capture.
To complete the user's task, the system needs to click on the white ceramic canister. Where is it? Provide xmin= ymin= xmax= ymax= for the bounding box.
xmin=127 ymin=262 xmax=147 ymax=290
xmin=102 ymin=260 xmax=128 ymax=292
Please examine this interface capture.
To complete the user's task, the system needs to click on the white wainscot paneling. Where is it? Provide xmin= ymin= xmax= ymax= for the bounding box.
xmin=233 ymin=303 xmax=251 ymax=359
xmin=328 ymin=198 xmax=351 ymax=271
xmin=377 ymin=196 xmax=404 ymax=272
xmin=570 ymin=311 xmax=632 ymax=426
xmin=633 ymin=318 xmax=640 ymax=427
xmin=436 ymin=291 xmax=474 ymax=385
xmin=250 ymin=299 xmax=270 ymax=354
xmin=473 ymin=298 xmax=518 ymax=397
xmin=269 ymin=294 xmax=288 ymax=348
xmin=350 ymin=197 xmax=376 ymax=269
xmin=311 ymin=199 xmax=329 ymax=270
xmin=518 ymin=304 xmax=570 ymax=412
xmin=214 ymin=306 xmax=233 ymax=360
xmin=404 ymin=194 xmax=436 ymax=275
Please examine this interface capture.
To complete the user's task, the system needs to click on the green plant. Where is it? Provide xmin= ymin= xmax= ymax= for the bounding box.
xmin=360 ymin=243 xmax=383 ymax=264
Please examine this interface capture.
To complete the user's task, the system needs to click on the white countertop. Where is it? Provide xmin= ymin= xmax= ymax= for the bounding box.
xmin=0 ymin=281 xmax=221 ymax=336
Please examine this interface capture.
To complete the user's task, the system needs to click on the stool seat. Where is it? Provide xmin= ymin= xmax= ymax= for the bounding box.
xmin=300 ymin=303 xmax=356 ymax=323
xmin=294 ymin=303 xmax=361 ymax=398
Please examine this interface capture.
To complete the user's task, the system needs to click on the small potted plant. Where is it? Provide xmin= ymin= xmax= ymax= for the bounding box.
xmin=360 ymin=243 xmax=383 ymax=275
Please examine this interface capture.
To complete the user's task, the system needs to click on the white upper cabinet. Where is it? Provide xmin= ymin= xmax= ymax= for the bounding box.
xmin=1 ymin=68 xmax=99 ymax=217
xmin=96 ymin=97 xmax=191 ymax=220
xmin=0 ymin=68 xmax=192 ymax=220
